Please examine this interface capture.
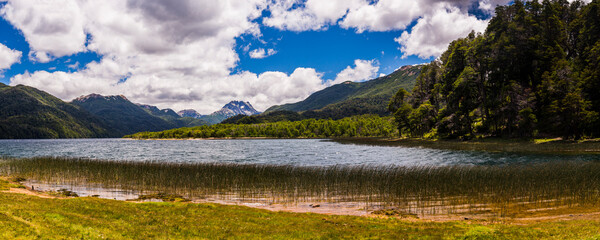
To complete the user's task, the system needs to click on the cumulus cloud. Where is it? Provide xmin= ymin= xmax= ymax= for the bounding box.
xmin=478 ymin=0 xmax=512 ymax=12
xmin=3 ymin=0 xmax=274 ymax=113
xmin=331 ymin=59 xmax=379 ymax=85
xmin=264 ymin=0 xmax=505 ymax=59
xmin=395 ymin=5 xmax=489 ymax=59
xmin=226 ymin=68 xmax=326 ymax=109
xmin=265 ymin=0 xmax=501 ymax=33
xmin=11 ymin=57 xmax=371 ymax=112
xmin=340 ymin=0 xmax=424 ymax=33
xmin=0 ymin=0 xmax=86 ymax=62
xmin=263 ymin=0 xmax=363 ymax=31
xmin=249 ymin=48 xmax=277 ymax=59
xmin=0 ymin=43 xmax=21 ymax=70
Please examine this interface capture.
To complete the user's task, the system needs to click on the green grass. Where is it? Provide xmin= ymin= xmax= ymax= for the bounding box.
xmin=0 ymin=191 xmax=600 ymax=239
xmin=4 ymin=157 xmax=600 ymax=217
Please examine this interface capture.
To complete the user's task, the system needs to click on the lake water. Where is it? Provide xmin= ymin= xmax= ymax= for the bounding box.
xmin=0 ymin=138 xmax=598 ymax=166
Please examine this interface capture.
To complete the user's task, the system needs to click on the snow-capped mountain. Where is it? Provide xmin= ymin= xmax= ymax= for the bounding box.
xmin=197 ymin=101 xmax=261 ymax=124
xmin=177 ymin=109 xmax=203 ymax=118
xmin=213 ymin=101 xmax=260 ymax=117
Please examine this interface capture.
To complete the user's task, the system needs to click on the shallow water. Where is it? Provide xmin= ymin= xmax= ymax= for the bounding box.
xmin=1 ymin=138 xmax=598 ymax=166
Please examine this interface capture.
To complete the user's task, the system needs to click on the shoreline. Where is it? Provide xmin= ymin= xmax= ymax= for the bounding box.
xmin=4 ymin=182 xmax=600 ymax=224
xmin=3 ymin=177 xmax=600 ymax=223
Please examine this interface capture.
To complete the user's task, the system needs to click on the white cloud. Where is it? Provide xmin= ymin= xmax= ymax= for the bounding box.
xmin=0 ymin=43 xmax=21 ymax=70
xmin=340 ymin=0 xmax=424 ymax=33
xmin=478 ymin=0 xmax=511 ymax=12
xmin=263 ymin=0 xmax=363 ymax=31
xmin=4 ymin=0 xmax=273 ymax=113
xmin=249 ymin=48 xmax=277 ymax=59
xmin=395 ymin=5 xmax=488 ymax=59
xmin=226 ymin=68 xmax=326 ymax=109
xmin=263 ymin=0 xmax=505 ymax=59
xmin=68 ymin=62 xmax=80 ymax=69
xmin=0 ymin=0 xmax=86 ymax=61
xmin=331 ymin=59 xmax=379 ymax=85
xmin=264 ymin=0 xmax=497 ymax=33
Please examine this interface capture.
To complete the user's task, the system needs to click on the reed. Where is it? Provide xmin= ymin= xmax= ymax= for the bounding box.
xmin=2 ymin=156 xmax=600 ymax=216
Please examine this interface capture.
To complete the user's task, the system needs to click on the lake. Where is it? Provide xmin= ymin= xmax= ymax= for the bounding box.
xmin=0 ymin=138 xmax=598 ymax=166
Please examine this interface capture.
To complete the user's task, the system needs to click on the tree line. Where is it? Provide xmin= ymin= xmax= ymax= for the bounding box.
xmin=389 ymin=0 xmax=600 ymax=139
xmin=125 ymin=115 xmax=397 ymax=139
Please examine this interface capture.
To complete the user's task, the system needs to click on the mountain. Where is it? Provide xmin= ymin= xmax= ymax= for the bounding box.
xmin=199 ymin=101 xmax=261 ymax=124
xmin=71 ymin=94 xmax=178 ymax=136
xmin=138 ymin=104 xmax=181 ymax=119
xmin=72 ymin=94 xmax=210 ymax=136
xmin=253 ymin=65 xmax=422 ymax=120
xmin=265 ymin=65 xmax=422 ymax=114
xmin=221 ymin=65 xmax=422 ymax=125
xmin=0 ymin=83 xmax=112 ymax=138
xmin=178 ymin=109 xmax=203 ymax=118
xmin=139 ymin=104 xmax=209 ymax=128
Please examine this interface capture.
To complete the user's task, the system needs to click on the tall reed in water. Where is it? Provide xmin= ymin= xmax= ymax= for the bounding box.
xmin=2 ymin=157 xmax=600 ymax=215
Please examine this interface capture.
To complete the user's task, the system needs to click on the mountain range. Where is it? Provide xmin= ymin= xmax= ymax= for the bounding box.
xmin=223 ymin=64 xmax=422 ymax=124
xmin=70 ymin=94 xmax=212 ymax=136
xmin=0 ymin=64 xmax=420 ymax=138
xmin=175 ymin=101 xmax=260 ymax=125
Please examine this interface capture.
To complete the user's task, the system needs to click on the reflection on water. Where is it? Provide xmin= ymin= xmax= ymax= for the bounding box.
xmin=24 ymin=180 xmax=139 ymax=200
xmin=0 ymin=138 xmax=599 ymax=166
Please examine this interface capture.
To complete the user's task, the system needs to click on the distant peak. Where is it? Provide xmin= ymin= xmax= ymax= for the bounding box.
xmin=177 ymin=109 xmax=203 ymax=118
xmin=73 ymin=93 xmax=128 ymax=102
xmin=211 ymin=100 xmax=260 ymax=118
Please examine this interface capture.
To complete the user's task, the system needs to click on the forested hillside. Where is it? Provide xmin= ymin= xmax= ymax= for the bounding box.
xmin=0 ymin=83 xmax=112 ymax=138
xmin=389 ymin=0 xmax=600 ymax=140
xmin=266 ymin=65 xmax=421 ymax=114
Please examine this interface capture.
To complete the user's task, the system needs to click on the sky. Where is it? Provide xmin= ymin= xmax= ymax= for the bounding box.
xmin=0 ymin=0 xmax=512 ymax=113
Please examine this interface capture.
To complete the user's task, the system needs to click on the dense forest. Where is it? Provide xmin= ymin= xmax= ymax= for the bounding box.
xmin=125 ymin=115 xmax=397 ymax=139
xmin=0 ymin=83 xmax=112 ymax=138
xmin=389 ymin=0 xmax=600 ymax=139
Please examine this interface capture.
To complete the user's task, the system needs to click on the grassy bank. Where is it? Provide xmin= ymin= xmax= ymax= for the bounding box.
xmin=1 ymin=188 xmax=600 ymax=239
xmin=3 ymin=157 xmax=600 ymax=217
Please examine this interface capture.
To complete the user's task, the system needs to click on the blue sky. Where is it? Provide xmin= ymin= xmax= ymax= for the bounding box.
xmin=233 ymin=25 xmax=433 ymax=80
xmin=0 ymin=0 xmax=503 ymax=112
xmin=1 ymin=14 xmax=430 ymax=85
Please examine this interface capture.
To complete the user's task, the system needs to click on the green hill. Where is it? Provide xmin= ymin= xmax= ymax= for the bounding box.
xmin=265 ymin=65 xmax=422 ymax=115
xmin=71 ymin=94 xmax=182 ymax=136
xmin=0 ymin=83 xmax=112 ymax=138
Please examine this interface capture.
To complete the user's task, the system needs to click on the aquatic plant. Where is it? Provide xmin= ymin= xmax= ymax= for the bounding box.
xmin=2 ymin=156 xmax=600 ymax=216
